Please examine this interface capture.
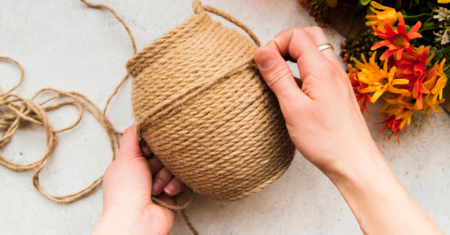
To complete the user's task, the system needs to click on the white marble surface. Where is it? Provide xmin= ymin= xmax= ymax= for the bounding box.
xmin=1 ymin=0 xmax=449 ymax=234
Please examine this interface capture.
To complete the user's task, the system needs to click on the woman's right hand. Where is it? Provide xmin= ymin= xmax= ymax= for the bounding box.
xmin=254 ymin=27 xmax=381 ymax=177
xmin=254 ymin=27 xmax=444 ymax=235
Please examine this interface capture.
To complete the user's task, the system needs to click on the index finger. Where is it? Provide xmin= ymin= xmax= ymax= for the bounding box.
xmin=266 ymin=28 xmax=338 ymax=84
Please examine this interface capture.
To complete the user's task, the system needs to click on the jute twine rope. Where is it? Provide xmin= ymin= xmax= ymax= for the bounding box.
xmin=1 ymin=1 xmax=295 ymax=234
xmin=0 ymin=56 xmax=120 ymax=203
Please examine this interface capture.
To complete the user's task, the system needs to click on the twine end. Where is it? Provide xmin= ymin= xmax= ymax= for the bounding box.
xmin=192 ymin=0 xmax=203 ymax=14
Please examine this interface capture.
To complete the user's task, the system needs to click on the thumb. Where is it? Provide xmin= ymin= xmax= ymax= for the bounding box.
xmin=117 ymin=124 xmax=143 ymax=161
xmin=254 ymin=46 xmax=309 ymax=105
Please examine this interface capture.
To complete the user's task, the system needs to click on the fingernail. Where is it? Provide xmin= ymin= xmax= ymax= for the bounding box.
xmin=152 ymin=179 xmax=164 ymax=195
xmin=142 ymin=144 xmax=152 ymax=158
xmin=255 ymin=48 xmax=278 ymax=69
xmin=164 ymin=182 xmax=178 ymax=195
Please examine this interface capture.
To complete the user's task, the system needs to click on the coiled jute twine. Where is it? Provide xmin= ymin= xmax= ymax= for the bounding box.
xmin=1 ymin=1 xmax=295 ymax=234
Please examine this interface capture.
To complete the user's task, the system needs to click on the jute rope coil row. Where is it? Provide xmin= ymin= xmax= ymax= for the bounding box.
xmin=1 ymin=0 xmax=296 ymax=234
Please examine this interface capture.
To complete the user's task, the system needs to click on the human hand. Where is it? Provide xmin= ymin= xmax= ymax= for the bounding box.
xmin=254 ymin=27 xmax=381 ymax=178
xmin=254 ymin=27 xmax=444 ymax=235
xmin=92 ymin=125 xmax=187 ymax=235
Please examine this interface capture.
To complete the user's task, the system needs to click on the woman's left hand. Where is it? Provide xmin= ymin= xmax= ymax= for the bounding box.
xmin=92 ymin=124 xmax=187 ymax=235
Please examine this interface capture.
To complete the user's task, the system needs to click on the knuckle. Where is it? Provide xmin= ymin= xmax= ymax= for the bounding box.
xmin=292 ymin=27 xmax=306 ymax=35
xmin=328 ymin=66 xmax=341 ymax=78
xmin=159 ymin=167 xmax=173 ymax=179
xmin=266 ymin=68 xmax=292 ymax=89
xmin=279 ymin=28 xmax=292 ymax=35
xmin=308 ymin=26 xmax=328 ymax=42
xmin=311 ymin=26 xmax=324 ymax=35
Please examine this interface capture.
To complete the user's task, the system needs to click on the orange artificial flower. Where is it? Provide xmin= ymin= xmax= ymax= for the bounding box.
xmin=372 ymin=12 xmax=422 ymax=60
xmin=412 ymin=64 xmax=439 ymax=109
xmin=400 ymin=46 xmax=434 ymax=79
xmin=379 ymin=97 xmax=415 ymax=143
xmin=348 ymin=65 xmax=373 ymax=114
xmin=379 ymin=115 xmax=404 ymax=143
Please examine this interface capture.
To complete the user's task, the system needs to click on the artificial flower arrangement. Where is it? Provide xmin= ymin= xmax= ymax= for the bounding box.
xmin=300 ymin=0 xmax=450 ymax=142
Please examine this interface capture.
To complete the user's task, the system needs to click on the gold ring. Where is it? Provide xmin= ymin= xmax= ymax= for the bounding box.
xmin=318 ymin=43 xmax=334 ymax=52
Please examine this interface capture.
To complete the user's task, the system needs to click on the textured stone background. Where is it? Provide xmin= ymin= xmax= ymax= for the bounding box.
xmin=0 ymin=0 xmax=449 ymax=234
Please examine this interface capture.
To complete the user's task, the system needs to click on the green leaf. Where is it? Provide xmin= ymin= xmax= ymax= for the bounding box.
xmin=413 ymin=0 xmax=420 ymax=6
xmin=427 ymin=1 xmax=437 ymax=10
xmin=424 ymin=18 xmax=435 ymax=28
xmin=419 ymin=0 xmax=426 ymax=8
xmin=395 ymin=0 xmax=402 ymax=9
xmin=405 ymin=24 xmax=411 ymax=32
xmin=360 ymin=0 xmax=372 ymax=6
xmin=347 ymin=33 xmax=356 ymax=43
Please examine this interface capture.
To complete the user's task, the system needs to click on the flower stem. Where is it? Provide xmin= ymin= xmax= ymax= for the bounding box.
xmin=403 ymin=13 xmax=432 ymax=19
xmin=431 ymin=46 xmax=450 ymax=53
xmin=418 ymin=26 xmax=441 ymax=33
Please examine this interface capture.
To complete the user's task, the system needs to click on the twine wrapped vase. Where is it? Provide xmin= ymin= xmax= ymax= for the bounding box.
xmin=126 ymin=0 xmax=296 ymax=202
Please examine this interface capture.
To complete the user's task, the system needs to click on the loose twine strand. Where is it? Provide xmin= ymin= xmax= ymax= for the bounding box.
xmin=192 ymin=0 xmax=261 ymax=47
xmin=1 ymin=1 xmax=262 ymax=234
xmin=0 ymin=55 xmax=120 ymax=203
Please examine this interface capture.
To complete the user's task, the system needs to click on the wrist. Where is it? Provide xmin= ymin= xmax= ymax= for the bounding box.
xmin=326 ymin=152 xmax=395 ymax=231
xmin=319 ymin=139 xmax=388 ymax=185
xmin=326 ymin=150 xmax=444 ymax=234
xmin=326 ymin=148 xmax=390 ymax=185
xmin=92 ymin=204 xmax=147 ymax=235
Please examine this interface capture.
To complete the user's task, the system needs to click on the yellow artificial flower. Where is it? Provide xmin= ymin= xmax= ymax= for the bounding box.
xmin=420 ymin=58 xmax=449 ymax=114
xmin=424 ymin=93 xmax=445 ymax=115
xmin=359 ymin=61 xmax=409 ymax=103
xmin=365 ymin=2 xmax=397 ymax=32
xmin=422 ymin=63 xmax=439 ymax=91
xmin=431 ymin=58 xmax=448 ymax=101
xmin=438 ymin=0 xmax=450 ymax=3
xmin=353 ymin=52 xmax=379 ymax=72
xmin=381 ymin=97 xmax=414 ymax=129
xmin=357 ymin=55 xmax=389 ymax=84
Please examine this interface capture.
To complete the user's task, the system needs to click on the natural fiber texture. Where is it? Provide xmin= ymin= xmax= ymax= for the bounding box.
xmin=2 ymin=1 xmax=295 ymax=234
xmin=127 ymin=0 xmax=296 ymax=202
xmin=0 ymin=0 xmax=131 ymax=204
xmin=0 ymin=56 xmax=120 ymax=203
